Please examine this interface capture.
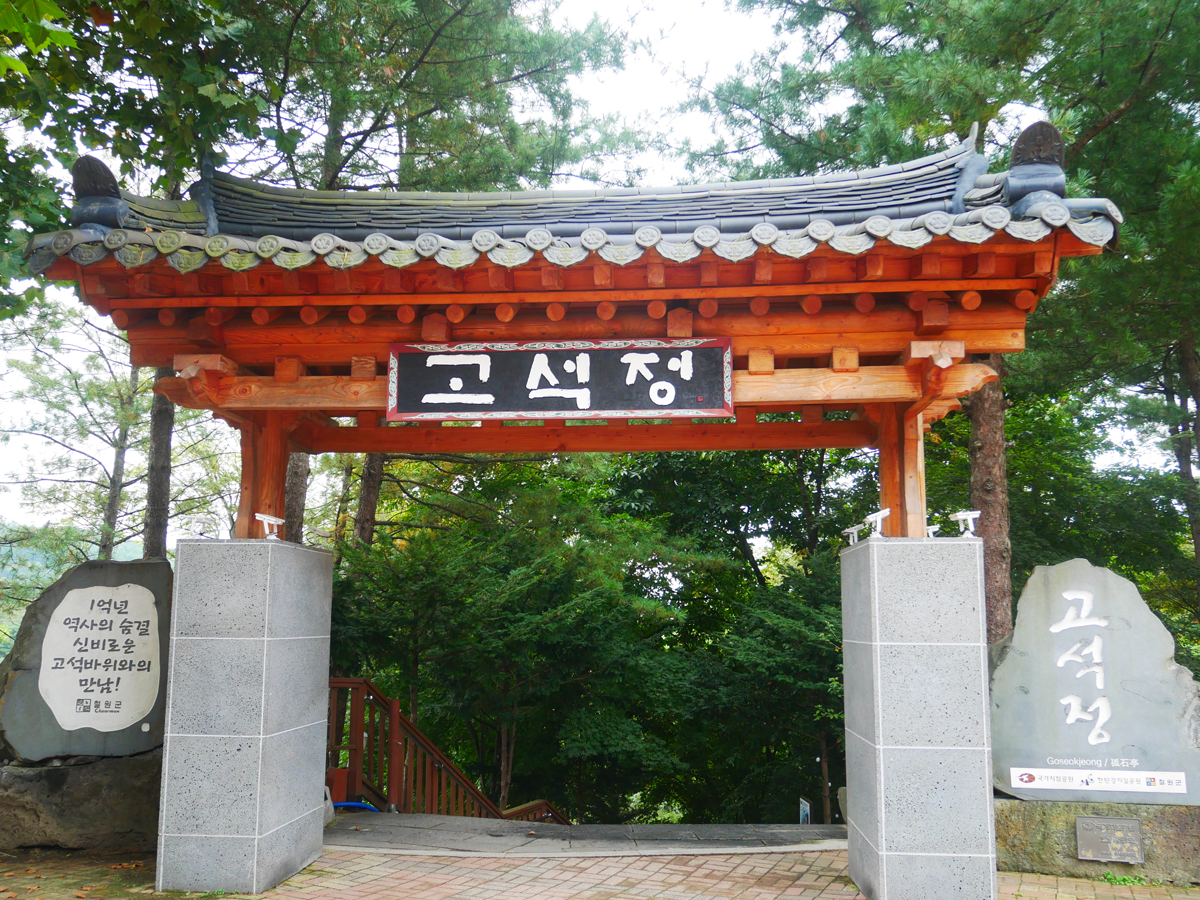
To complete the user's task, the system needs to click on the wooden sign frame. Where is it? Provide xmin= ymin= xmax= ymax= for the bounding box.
xmin=386 ymin=338 xmax=734 ymax=422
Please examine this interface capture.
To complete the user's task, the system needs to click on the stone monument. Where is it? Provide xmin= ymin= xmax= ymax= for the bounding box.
xmin=0 ymin=559 xmax=172 ymax=849
xmin=990 ymin=558 xmax=1200 ymax=883
xmin=991 ymin=558 xmax=1200 ymax=805
xmin=156 ymin=539 xmax=333 ymax=894
xmin=842 ymin=535 xmax=997 ymax=900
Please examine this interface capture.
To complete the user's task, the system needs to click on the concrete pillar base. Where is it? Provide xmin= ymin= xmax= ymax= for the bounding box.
xmin=841 ymin=536 xmax=997 ymax=900
xmin=156 ymin=540 xmax=333 ymax=894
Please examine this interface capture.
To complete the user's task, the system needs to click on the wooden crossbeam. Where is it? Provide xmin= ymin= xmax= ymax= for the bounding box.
xmin=127 ymin=302 xmax=1029 ymax=368
xmin=154 ymin=364 xmax=998 ymax=413
xmin=293 ymin=420 xmax=877 ymax=455
xmin=131 ymin=327 xmax=1025 ymax=368
xmin=104 ymin=278 xmax=1046 ymax=310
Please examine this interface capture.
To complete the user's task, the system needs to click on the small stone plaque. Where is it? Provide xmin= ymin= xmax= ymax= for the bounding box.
xmin=1076 ymin=816 xmax=1144 ymax=863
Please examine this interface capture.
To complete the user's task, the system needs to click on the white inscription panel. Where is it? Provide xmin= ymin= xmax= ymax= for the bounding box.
xmin=1011 ymin=767 xmax=1187 ymax=794
xmin=38 ymin=583 xmax=159 ymax=732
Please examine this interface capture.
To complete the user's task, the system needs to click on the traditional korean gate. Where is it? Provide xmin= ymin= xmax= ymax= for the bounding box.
xmin=27 ymin=121 xmax=1118 ymax=898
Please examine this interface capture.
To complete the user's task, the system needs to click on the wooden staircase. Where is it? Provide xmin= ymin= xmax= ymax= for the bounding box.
xmin=326 ymin=677 xmax=568 ymax=825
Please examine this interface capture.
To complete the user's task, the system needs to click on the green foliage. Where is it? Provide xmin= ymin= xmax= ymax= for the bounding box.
xmin=330 ymin=447 xmax=868 ymax=823
xmin=7 ymin=0 xmax=263 ymax=184
xmin=1099 ymin=871 xmax=1160 ymax=886
xmin=926 ymin=394 xmax=1196 ymax=663
xmin=691 ymin=0 xmax=1200 ymax=622
xmin=328 ymin=402 xmax=1196 ymax=822
xmin=0 ymin=0 xmax=75 ymax=77
xmin=230 ymin=0 xmax=635 ymax=190
xmin=0 ymin=296 xmax=240 ymax=606
xmin=0 ymin=130 xmax=69 ymax=319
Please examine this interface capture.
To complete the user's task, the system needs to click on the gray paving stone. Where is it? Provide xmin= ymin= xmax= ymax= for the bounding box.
xmin=322 ymin=812 xmax=846 ymax=856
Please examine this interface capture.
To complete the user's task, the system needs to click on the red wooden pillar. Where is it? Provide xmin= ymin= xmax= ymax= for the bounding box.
xmin=233 ymin=412 xmax=297 ymax=538
xmin=901 ymin=410 xmax=927 ymax=538
xmin=233 ymin=422 xmax=259 ymax=539
xmin=878 ymin=403 xmax=927 ymax=538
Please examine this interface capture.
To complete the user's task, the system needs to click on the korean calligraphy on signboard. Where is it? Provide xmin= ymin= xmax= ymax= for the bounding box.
xmin=1007 ymin=586 xmax=1187 ymax=794
xmin=1051 ymin=589 xmax=1111 ymax=747
xmin=387 ymin=339 xmax=733 ymax=421
xmin=37 ymin=584 xmax=160 ymax=733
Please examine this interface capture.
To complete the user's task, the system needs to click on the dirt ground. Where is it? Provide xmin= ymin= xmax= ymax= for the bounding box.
xmin=0 ymin=849 xmax=160 ymax=900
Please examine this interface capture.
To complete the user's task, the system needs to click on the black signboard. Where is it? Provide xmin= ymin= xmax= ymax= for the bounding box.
xmin=387 ymin=339 xmax=733 ymax=422
xmin=1075 ymin=816 xmax=1144 ymax=864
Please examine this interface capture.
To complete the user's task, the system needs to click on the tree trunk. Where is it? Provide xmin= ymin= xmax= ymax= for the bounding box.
xmin=354 ymin=453 xmax=385 ymax=544
xmin=142 ymin=366 xmax=174 ymax=558
xmin=410 ymin=647 xmax=420 ymax=725
xmin=736 ymin=529 xmax=767 ymax=587
xmin=498 ymin=717 xmax=516 ymax=812
xmin=968 ymin=354 xmax=1012 ymax=643
xmin=1167 ymin=337 xmax=1200 ymax=616
xmin=332 ymin=455 xmax=355 ymax=564
xmin=1167 ymin=425 xmax=1200 ymax=616
xmin=100 ymin=366 xmax=140 ymax=560
xmin=322 ymin=88 xmax=349 ymax=190
xmin=819 ymin=728 xmax=832 ymax=825
xmin=283 ymin=452 xmax=310 ymax=543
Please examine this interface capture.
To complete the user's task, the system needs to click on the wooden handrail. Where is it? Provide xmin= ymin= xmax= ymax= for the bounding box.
xmin=328 ymin=677 xmax=569 ymax=824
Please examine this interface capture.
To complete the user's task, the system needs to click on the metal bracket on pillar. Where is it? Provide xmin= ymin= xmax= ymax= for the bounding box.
xmin=950 ymin=509 xmax=982 ymax=536
xmin=864 ymin=508 xmax=890 ymax=536
xmin=255 ymin=512 xmax=285 ymax=539
xmin=842 ymin=523 xmax=867 ymax=545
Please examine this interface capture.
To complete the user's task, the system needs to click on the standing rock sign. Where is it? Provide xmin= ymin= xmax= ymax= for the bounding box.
xmin=0 ymin=559 xmax=171 ymax=763
xmin=991 ymin=558 xmax=1200 ymax=805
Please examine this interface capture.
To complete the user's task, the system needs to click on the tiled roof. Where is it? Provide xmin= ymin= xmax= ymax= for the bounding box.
xmin=25 ymin=123 xmax=1121 ymax=276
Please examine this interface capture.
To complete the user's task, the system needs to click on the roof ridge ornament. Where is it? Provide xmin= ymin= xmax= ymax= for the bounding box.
xmin=72 ymin=156 xmax=120 ymax=200
xmin=1010 ymin=122 xmax=1065 ymax=169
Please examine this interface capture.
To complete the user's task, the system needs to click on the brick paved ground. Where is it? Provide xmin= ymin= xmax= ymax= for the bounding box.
xmin=3 ymin=848 xmax=1200 ymax=899
xmin=260 ymin=849 xmax=1200 ymax=900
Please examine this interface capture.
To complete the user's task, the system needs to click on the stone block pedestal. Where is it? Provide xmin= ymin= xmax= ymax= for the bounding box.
xmin=156 ymin=540 xmax=333 ymax=894
xmin=842 ymin=536 xmax=996 ymax=900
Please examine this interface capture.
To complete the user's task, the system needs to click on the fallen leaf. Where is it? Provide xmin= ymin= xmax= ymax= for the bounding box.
xmin=76 ymin=894 xmax=87 ymax=898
